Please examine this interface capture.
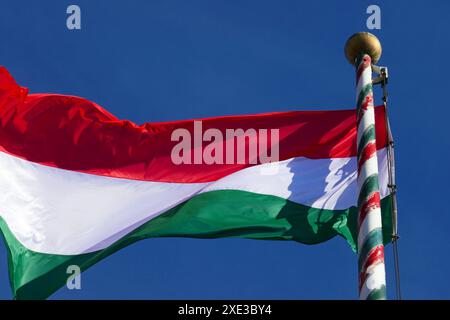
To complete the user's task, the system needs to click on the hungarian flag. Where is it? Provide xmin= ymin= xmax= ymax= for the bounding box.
xmin=0 ymin=67 xmax=393 ymax=299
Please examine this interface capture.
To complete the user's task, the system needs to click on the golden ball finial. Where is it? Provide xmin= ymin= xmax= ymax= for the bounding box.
xmin=344 ymin=32 xmax=382 ymax=65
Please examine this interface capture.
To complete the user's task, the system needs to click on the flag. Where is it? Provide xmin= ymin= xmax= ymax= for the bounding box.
xmin=0 ymin=67 xmax=393 ymax=299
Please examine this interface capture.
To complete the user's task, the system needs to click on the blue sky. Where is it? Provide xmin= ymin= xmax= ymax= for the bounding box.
xmin=0 ymin=0 xmax=449 ymax=299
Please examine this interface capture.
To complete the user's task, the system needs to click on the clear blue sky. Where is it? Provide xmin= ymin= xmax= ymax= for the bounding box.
xmin=0 ymin=0 xmax=449 ymax=299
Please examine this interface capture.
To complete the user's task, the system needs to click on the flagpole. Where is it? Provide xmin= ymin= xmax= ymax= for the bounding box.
xmin=345 ymin=32 xmax=387 ymax=300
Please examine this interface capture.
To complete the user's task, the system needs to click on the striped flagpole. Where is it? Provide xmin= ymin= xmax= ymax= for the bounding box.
xmin=345 ymin=32 xmax=387 ymax=300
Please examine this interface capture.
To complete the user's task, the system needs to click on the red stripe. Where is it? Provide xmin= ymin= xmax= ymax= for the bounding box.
xmin=0 ymin=67 xmax=388 ymax=183
xmin=357 ymin=141 xmax=377 ymax=173
xmin=356 ymin=95 xmax=374 ymax=128
xmin=358 ymin=191 xmax=381 ymax=227
xmin=358 ymin=245 xmax=385 ymax=292
xmin=356 ymin=56 xmax=371 ymax=83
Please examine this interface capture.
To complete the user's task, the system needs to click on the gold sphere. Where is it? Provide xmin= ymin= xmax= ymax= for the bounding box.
xmin=344 ymin=32 xmax=382 ymax=65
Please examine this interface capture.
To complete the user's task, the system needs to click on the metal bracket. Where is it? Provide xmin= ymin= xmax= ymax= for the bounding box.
xmin=372 ymin=65 xmax=388 ymax=85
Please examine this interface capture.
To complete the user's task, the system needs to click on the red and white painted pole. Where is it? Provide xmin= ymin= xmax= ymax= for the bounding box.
xmin=345 ymin=32 xmax=387 ymax=300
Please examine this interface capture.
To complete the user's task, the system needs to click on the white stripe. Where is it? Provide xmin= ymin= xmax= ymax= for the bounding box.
xmin=356 ymin=107 xmax=375 ymax=147
xmin=0 ymin=149 xmax=388 ymax=255
xmin=357 ymin=207 xmax=383 ymax=252
xmin=0 ymin=151 xmax=206 ymax=255
xmin=356 ymin=63 xmax=372 ymax=103
xmin=359 ymin=263 xmax=386 ymax=300
xmin=201 ymin=156 xmax=360 ymax=210
xmin=357 ymin=155 xmax=379 ymax=190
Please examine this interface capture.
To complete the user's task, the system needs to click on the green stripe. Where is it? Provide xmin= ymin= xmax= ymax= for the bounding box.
xmin=366 ymin=285 xmax=386 ymax=300
xmin=357 ymin=174 xmax=380 ymax=209
xmin=358 ymin=227 xmax=384 ymax=269
xmin=356 ymin=84 xmax=372 ymax=111
xmin=357 ymin=124 xmax=376 ymax=156
xmin=0 ymin=190 xmax=393 ymax=300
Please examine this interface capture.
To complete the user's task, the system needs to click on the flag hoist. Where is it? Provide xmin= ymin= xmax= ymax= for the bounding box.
xmin=345 ymin=32 xmax=389 ymax=300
